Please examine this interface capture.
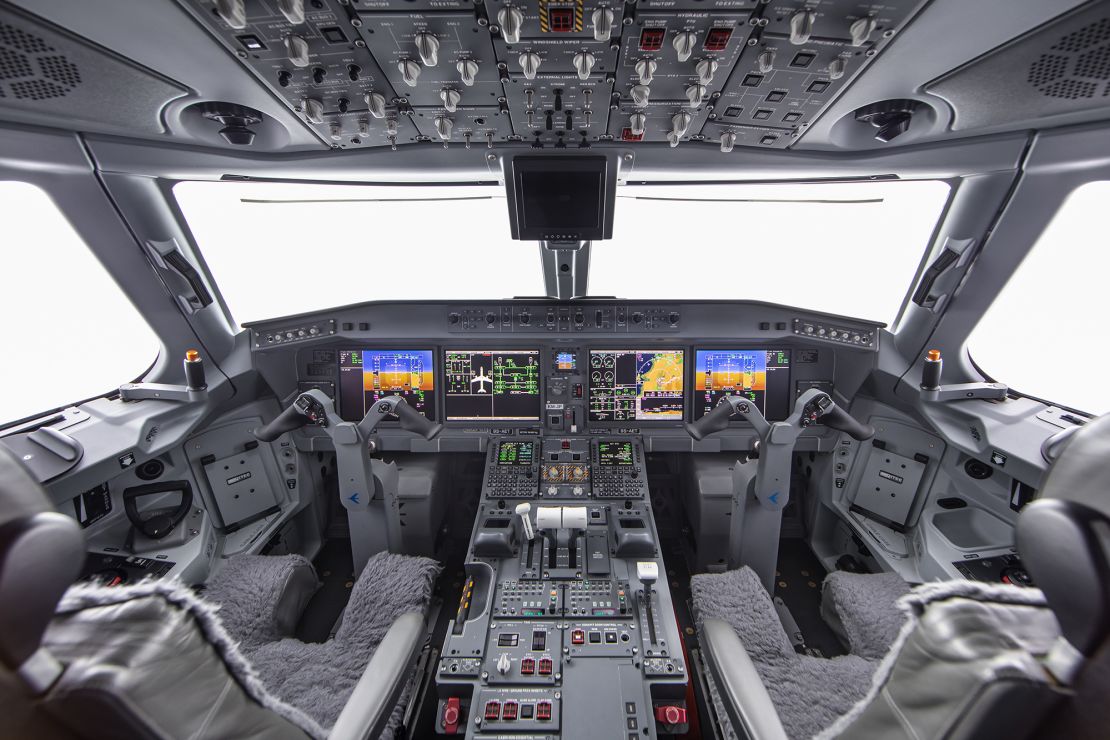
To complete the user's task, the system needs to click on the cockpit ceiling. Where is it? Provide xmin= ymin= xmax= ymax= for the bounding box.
xmin=0 ymin=0 xmax=1105 ymax=155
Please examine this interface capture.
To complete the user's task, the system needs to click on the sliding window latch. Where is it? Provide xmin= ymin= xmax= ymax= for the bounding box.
xmin=912 ymin=237 xmax=976 ymax=312
xmin=143 ymin=238 xmax=213 ymax=315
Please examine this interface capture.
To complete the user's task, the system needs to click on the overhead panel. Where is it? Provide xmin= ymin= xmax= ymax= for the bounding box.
xmin=177 ymin=0 xmax=928 ymax=151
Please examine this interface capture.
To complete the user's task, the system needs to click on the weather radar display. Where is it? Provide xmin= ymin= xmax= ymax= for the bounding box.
xmin=588 ymin=350 xmax=684 ymax=422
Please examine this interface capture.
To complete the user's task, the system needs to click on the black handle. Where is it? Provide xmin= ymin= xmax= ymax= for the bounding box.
xmin=123 ymin=481 xmax=193 ymax=539
xmin=393 ymin=400 xmax=443 ymax=440
xmin=684 ymin=400 xmax=734 ymax=441
xmin=254 ymin=404 xmax=308 ymax=442
xmin=819 ymin=403 xmax=875 ymax=441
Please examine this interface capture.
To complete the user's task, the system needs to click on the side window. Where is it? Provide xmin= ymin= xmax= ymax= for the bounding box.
xmin=0 ymin=182 xmax=160 ymax=426
xmin=968 ymin=181 xmax=1110 ymax=415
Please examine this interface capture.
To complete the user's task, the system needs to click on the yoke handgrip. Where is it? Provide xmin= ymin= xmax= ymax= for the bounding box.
xmin=818 ymin=401 xmax=874 ymax=441
xmin=253 ymin=403 xmax=308 ymax=442
xmin=684 ymin=400 xmax=735 ymax=441
xmin=393 ymin=400 xmax=443 ymax=440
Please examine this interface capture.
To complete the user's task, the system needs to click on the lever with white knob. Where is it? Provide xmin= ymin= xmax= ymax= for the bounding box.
xmin=757 ymin=48 xmax=776 ymax=73
xmin=277 ymin=0 xmax=304 ymax=25
xmin=434 ymin=116 xmax=453 ymax=142
xmin=285 ymin=34 xmax=310 ymax=67
xmin=440 ymin=88 xmax=461 ymax=112
xmin=849 ymin=16 xmax=876 ymax=47
xmin=498 ymin=6 xmax=524 ymax=44
xmin=302 ymin=97 xmax=324 ymax=124
xmin=365 ymin=91 xmax=386 ymax=119
xmin=630 ymin=84 xmax=651 ymax=108
xmin=789 ymin=10 xmax=815 ymax=45
xmin=519 ymin=51 xmax=541 ymax=80
xmin=720 ymin=131 xmax=736 ymax=153
xmin=415 ymin=32 xmax=439 ymax=66
xmin=827 ymin=57 xmax=846 ymax=80
xmin=592 ymin=8 xmax=614 ymax=41
xmin=573 ymin=51 xmax=595 ymax=81
xmin=399 ymin=59 xmax=421 ymax=87
xmin=515 ymin=502 xmax=535 ymax=541
xmin=215 ymin=0 xmax=246 ymax=29
xmin=635 ymin=58 xmax=657 ymax=85
xmin=673 ymin=30 xmax=697 ymax=62
xmin=629 ymin=112 xmax=646 ymax=136
xmin=496 ymin=653 xmax=511 ymax=675
xmin=670 ymin=111 xmax=691 ymax=140
xmin=685 ymin=83 xmax=706 ymax=107
xmin=457 ymin=59 xmax=479 ymax=86
xmin=695 ymin=58 xmax=719 ymax=85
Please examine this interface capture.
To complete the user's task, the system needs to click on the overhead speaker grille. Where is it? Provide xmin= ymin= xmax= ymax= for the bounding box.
xmin=927 ymin=3 xmax=1110 ymax=130
xmin=0 ymin=20 xmax=81 ymax=100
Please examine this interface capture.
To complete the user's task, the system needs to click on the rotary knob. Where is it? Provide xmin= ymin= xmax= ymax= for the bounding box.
xmin=415 ymin=32 xmax=439 ymax=67
xmin=519 ymin=52 xmax=541 ymax=80
xmin=498 ymin=7 xmax=525 ymax=44
xmin=284 ymin=34 xmax=310 ymax=67
xmin=630 ymin=84 xmax=651 ymax=108
xmin=434 ymin=116 xmax=453 ymax=141
xmin=827 ymin=57 xmax=846 ymax=80
xmin=635 ymin=58 xmax=657 ymax=86
xmin=673 ymin=31 xmax=697 ymax=62
xmin=440 ymin=88 xmax=461 ymax=112
xmin=629 ymin=112 xmax=646 ymax=137
xmin=573 ymin=51 xmax=596 ymax=81
xmin=720 ymin=131 xmax=736 ymax=153
xmin=496 ymin=653 xmax=511 ymax=675
xmin=671 ymin=111 xmax=692 ymax=139
xmin=592 ymin=8 xmax=615 ymax=41
xmin=757 ymin=48 xmax=776 ymax=73
xmin=789 ymin=10 xmax=815 ymax=45
xmin=277 ymin=0 xmax=304 ymax=25
xmin=215 ymin=0 xmax=246 ymax=29
xmin=850 ymin=16 xmax=877 ymax=47
xmin=695 ymin=58 xmax=719 ymax=85
xmin=399 ymin=59 xmax=421 ymax=87
xmin=302 ymin=97 xmax=324 ymax=124
xmin=685 ymin=83 xmax=707 ymax=107
xmin=457 ymin=59 xmax=479 ymax=87
xmin=365 ymin=91 xmax=386 ymax=119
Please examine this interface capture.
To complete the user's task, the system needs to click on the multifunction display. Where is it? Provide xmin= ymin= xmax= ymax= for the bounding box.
xmin=693 ymin=350 xmax=792 ymax=421
xmin=497 ymin=440 xmax=535 ymax=466
xmin=598 ymin=441 xmax=634 ymax=466
xmin=588 ymin=350 xmax=685 ymax=422
xmin=337 ymin=350 xmax=435 ymax=422
xmin=444 ymin=350 xmax=542 ymax=421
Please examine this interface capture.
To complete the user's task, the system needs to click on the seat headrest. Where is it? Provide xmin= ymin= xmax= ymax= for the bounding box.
xmin=1017 ymin=413 xmax=1110 ymax=656
xmin=0 ymin=444 xmax=85 ymax=672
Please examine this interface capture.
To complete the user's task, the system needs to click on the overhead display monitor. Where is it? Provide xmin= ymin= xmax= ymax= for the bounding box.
xmin=337 ymin=350 xmax=435 ymax=422
xmin=444 ymin=350 xmax=542 ymax=421
xmin=693 ymin=349 xmax=792 ymax=421
xmin=588 ymin=349 xmax=685 ymax=422
xmin=505 ymin=155 xmax=617 ymax=241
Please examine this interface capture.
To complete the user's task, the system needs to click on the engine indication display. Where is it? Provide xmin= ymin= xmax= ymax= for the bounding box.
xmin=694 ymin=350 xmax=791 ymax=421
xmin=338 ymin=350 xmax=435 ymax=422
xmin=588 ymin=350 xmax=684 ymax=422
xmin=498 ymin=440 xmax=535 ymax=466
xmin=598 ymin=441 xmax=634 ymax=466
xmin=445 ymin=350 xmax=542 ymax=421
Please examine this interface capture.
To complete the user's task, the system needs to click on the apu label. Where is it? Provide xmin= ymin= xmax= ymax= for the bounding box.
xmin=878 ymin=470 xmax=904 ymax=485
xmin=226 ymin=471 xmax=252 ymax=486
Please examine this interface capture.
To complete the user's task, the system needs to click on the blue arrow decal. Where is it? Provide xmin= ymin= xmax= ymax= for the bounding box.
xmin=769 ymin=492 xmax=780 ymax=505
xmin=348 ymin=492 xmax=360 ymax=504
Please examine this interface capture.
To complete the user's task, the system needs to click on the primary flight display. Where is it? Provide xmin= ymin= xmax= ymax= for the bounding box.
xmin=693 ymin=349 xmax=792 ymax=421
xmin=337 ymin=349 xmax=435 ymax=422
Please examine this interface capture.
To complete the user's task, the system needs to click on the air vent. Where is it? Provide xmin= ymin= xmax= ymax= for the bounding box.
xmin=0 ymin=20 xmax=81 ymax=100
xmin=1026 ymin=15 xmax=1110 ymax=100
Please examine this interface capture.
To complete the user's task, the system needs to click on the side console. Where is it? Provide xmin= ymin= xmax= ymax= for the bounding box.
xmin=436 ymin=436 xmax=688 ymax=738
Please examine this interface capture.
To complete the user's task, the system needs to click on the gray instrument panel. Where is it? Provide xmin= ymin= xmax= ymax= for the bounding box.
xmin=437 ymin=436 xmax=687 ymax=737
xmin=178 ymin=0 xmax=928 ymax=150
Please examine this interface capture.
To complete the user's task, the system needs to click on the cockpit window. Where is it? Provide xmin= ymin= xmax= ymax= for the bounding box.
xmin=174 ymin=178 xmax=950 ymax=326
xmin=968 ymin=181 xmax=1110 ymax=415
xmin=0 ymin=181 xmax=160 ymax=426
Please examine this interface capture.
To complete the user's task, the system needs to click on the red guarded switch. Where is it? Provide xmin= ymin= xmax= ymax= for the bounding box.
xmin=521 ymin=657 xmax=536 ymax=674
xmin=443 ymin=697 xmax=461 ymax=734
xmin=655 ymin=705 xmax=688 ymax=726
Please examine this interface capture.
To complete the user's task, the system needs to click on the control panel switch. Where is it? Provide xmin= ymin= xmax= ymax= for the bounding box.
xmin=365 ymin=91 xmax=386 ymax=119
xmin=434 ymin=116 xmax=453 ymax=141
xmin=695 ymin=58 xmax=719 ymax=85
xmin=850 ymin=16 xmax=877 ymax=47
xmin=654 ymin=705 xmax=688 ymax=726
xmin=440 ymin=88 xmax=461 ymax=112
xmin=630 ymin=85 xmax=650 ymax=108
xmin=670 ymin=111 xmax=692 ymax=139
xmin=519 ymin=52 xmax=541 ymax=80
xmin=637 ymin=561 xmax=659 ymax=595
xmin=284 ymin=34 xmax=310 ymax=67
xmin=457 ymin=59 xmax=479 ymax=87
xmin=496 ymin=652 xmax=511 ymax=675
xmin=634 ymin=58 xmax=657 ymax=85
xmin=277 ymin=0 xmax=304 ymax=25
xmin=720 ymin=130 xmax=736 ymax=153
xmin=498 ymin=6 xmax=525 ymax=44
xmin=516 ymin=502 xmax=535 ymax=540
xmin=399 ymin=59 xmax=421 ymax=87
xmin=302 ymin=97 xmax=324 ymax=124
xmin=629 ymin=112 xmax=646 ymax=136
xmin=443 ymin=697 xmax=461 ymax=734
xmin=415 ymin=32 xmax=440 ymax=67
xmin=757 ymin=48 xmax=776 ymax=73
xmin=789 ymin=10 xmax=815 ymax=45
xmin=592 ymin=8 xmax=615 ymax=41
xmin=827 ymin=57 xmax=846 ymax=80
xmin=573 ymin=51 xmax=596 ymax=81
xmin=215 ymin=0 xmax=247 ymax=29
xmin=672 ymin=30 xmax=697 ymax=62
xmin=685 ymin=83 xmax=707 ymax=107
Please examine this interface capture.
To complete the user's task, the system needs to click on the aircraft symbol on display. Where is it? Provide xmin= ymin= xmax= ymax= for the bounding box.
xmin=471 ymin=367 xmax=492 ymax=394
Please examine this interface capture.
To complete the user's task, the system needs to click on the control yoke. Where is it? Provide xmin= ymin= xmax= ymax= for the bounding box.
xmin=254 ymin=391 xmax=442 ymax=442
xmin=684 ymin=388 xmax=874 ymax=512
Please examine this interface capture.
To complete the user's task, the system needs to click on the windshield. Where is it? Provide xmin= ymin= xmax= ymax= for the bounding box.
xmin=175 ymin=179 xmax=950 ymax=326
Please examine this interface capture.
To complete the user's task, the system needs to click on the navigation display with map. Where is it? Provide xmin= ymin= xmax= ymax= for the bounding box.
xmin=588 ymin=350 xmax=685 ymax=422
xmin=444 ymin=350 xmax=542 ymax=421
xmin=338 ymin=349 xmax=435 ymax=422
xmin=693 ymin=349 xmax=791 ymax=421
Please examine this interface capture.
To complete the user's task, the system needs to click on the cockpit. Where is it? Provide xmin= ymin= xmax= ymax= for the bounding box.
xmin=2 ymin=1 xmax=1109 ymax=739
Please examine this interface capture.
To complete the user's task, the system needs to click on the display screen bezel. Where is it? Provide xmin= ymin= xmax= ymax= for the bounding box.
xmin=336 ymin=347 xmax=438 ymax=423
xmin=443 ymin=348 xmax=544 ymax=423
xmin=691 ymin=348 xmax=793 ymax=423
xmin=586 ymin=347 xmax=688 ymax=426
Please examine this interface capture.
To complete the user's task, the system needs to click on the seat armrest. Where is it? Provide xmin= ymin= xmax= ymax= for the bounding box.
xmin=701 ymin=619 xmax=789 ymax=740
xmin=328 ymin=611 xmax=425 ymax=740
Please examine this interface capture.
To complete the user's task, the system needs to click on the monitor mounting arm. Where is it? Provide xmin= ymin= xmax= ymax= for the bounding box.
xmin=539 ymin=240 xmax=590 ymax=300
